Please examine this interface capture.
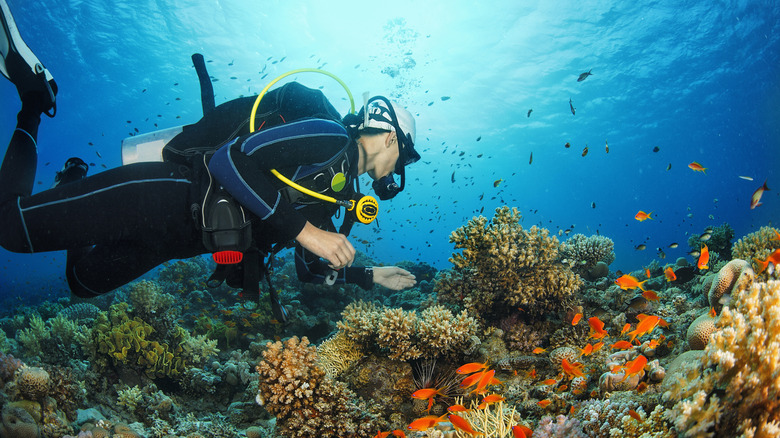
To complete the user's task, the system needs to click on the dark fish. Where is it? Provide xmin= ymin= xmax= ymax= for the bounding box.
xmin=126 ymin=120 xmax=132 ymax=124
xmin=96 ymin=151 xmax=102 ymax=158
xmin=672 ymin=266 xmax=697 ymax=284
xmin=428 ymin=102 xmax=434 ymax=106
xmin=582 ymin=146 xmax=588 ymax=157
xmin=173 ymin=82 xmax=179 ymax=86
xmin=653 ymin=146 xmax=660 ymax=152
xmin=569 ymin=98 xmax=576 ymax=115
xmin=699 ymin=232 xmax=712 ymax=241
xmin=441 ymin=96 xmax=451 ymax=101
xmin=688 ymin=250 xmax=701 ymax=258
xmin=88 ymin=142 xmax=94 ymax=146
xmin=666 ymin=163 xmax=672 ymax=171
xmin=476 ymin=136 xmax=482 ymax=141
xmin=635 ymin=244 xmax=646 ymax=250
xmin=451 ymin=171 xmax=455 ymax=183
xmin=142 ymin=89 xmax=146 ymax=93
xmin=577 ymin=69 xmax=593 ymax=82
xmin=529 ymin=152 xmax=533 ymax=164
xmin=564 ymin=142 xmax=571 ymax=148
xmin=493 ymin=179 xmax=503 ymax=187
xmin=527 ymin=109 xmax=533 ymax=118
xmin=657 ymin=249 xmax=666 ymax=259
xmin=230 ymin=76 xmax=238 ymax=80
xmin=591 ymin=202 xmax=596 ymax=209
xmin=228 ymin=60 xmax=234 ymax=66
xmin=605 ymin=140 xmax=609 ymax=153
xmin=669 ymin=242 xmax=679 ymax=248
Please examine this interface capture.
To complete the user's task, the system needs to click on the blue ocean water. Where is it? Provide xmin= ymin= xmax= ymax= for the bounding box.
xmin=1 ymin=0 xmax=778 ymax=300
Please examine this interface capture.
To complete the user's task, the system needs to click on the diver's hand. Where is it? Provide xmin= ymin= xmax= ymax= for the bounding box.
xmin=373 ymin=266 xmax=416 ymax=290
xmin=296 ymin=222 xmax=355 ymax=270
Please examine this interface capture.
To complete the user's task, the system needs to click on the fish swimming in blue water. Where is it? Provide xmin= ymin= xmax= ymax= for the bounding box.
xmin=577 ymin=69 xmax=593 ymax=82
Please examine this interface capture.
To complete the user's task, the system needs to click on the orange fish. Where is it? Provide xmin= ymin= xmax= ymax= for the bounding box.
xmin=407 ymin=414 xmax=447 ymax=432
xmin=664 ymin=266 xmax=676 ymax=282
xmin=527 ymin=368 xmax=537 ymax=378
xmin=557 ymin=385 xmax=568 ymax=392
xmin=709 ymin=307 xmax=717 ymax=317
xmin=461 ymin=371 xmax=487 ymax=389
xmin=587 ymin=316 xmax=609 ymax=339
xmin=754 ymin=249 xmax=780 ymax=274
xmin=620 ymin=323 xmax=631 ymax=336
xmin=592 ymin=341 xmax=605 ymax=352
xmin=772 ymin=229 xmax=780 ymax=241
xmin=615 ymin=274 xmax=648 ymax=291
xmin=645 ymin=268 xmax=651 ymax=278
xmin=561 ymin=358 xmax=586 ymax=379
xmin=537 ymin=399 xmax=552 ymax=408
xmin=533 ymin=347 xmax=547 ymax=354
xmin=621 ymin=354 xmax=648 ymax=381
xmin=571 ymin=313 xmax=583 ymax=326
xmin=375 ymin=432 xmax=391 ymax=438
xmin=512 ymin=425 xmax=533 ymax=438
xmin=628 ymin=409 xmax=643 ymax=422
xmin=636 ymin=381 xmax=649 ymax=394
xmin=448 ymin=414 xmax=483 ymax=436
xmin=611 ymin=340 xmax=634 ymax=350
xmin=688 ymin=162 xmax=707 ymax=173
xmin=642 ymin=290 xmax=660 ymax=301
xmin=540 ymin=378 xmax=557 ymax=385
xmin=447 ymin=404 xmax=469 ymax=412
xmin=628 ymin=315 xmax=661 ymax=342
xmin=471 ymin=369 xmax=496 ymax=395
xmin=579 ymin=343 xmax=594 ymax=357
xmin=697 ymin=244 xmax=709 ymax=270
xmin=635 ymin=210 xmax=654 ymax=221
xmin=456 ymin=361 xmax=489 ymax=375
xmin=481 ymin=394 xmax=505 ymax=404
xmin=392 ymin=431 xmax=406 ymax=438
xmin=750 ymin=180 xmax=769 ymax=209
xmin=411 ymin=387 xmax=444 ymax=400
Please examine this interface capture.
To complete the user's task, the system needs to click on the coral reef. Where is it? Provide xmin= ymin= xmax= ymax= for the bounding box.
xmin=57 ymin=303 xmax=101 ymax=322
xmin=337 ymin=301 xmax=479 ymax=360
xmin=316 ymin=331 xmax=365 ymax=378
xmin=532 ymin=415 xmax=587 ymax=437
xmin=732 ymin=226 xmax=780 ymax=272
xmin=16 ymin=366 xmax=50 ymax=401
xmin=706 ymin=259 xmax=755 ymax=309
xmin=560 ymin=233 xmax=616 ymax=278
xmin=255 ymin=336 xmax=387 ymax=437
xmin=686 ymin=311 xmax=718 ymax=351
xmin=666 ymin=280 xmax=780 ymax=437
xmin=435 ymin=206 xmax=582 ymax=318
xmin=575 ymin=398 xmax=674 ymax=437
xmin=688 ymin=223 xmax=735 ymax=261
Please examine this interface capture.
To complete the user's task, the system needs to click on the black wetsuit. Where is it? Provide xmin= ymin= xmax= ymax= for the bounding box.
xmin=0 ymin=83 xmax=373 ymax=297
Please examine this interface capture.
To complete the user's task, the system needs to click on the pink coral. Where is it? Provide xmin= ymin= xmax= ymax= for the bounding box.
xmin=0 ymin=351 xmax=23 ymax=385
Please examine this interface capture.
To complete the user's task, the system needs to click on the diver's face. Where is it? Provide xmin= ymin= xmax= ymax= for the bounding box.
xmin=368 ymin=133 xmax=399 ymax=180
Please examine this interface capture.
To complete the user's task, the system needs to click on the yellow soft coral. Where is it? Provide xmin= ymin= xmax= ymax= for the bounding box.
xmin=436 ymin=206 xmax=582 ymax=317
xmin=667 ymin=280 xmax=780 ymax=437
xmin=732 ymin=226 xmax=780 ymax=280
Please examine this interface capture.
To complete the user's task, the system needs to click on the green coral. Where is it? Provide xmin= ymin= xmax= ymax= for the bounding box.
xmin=435 ymin=206 xmax=582 ymax=318
xmin=91 ymin=303 xmax=188 ymax=379
xmin=16 ymin=315 xmax=50 ymax=355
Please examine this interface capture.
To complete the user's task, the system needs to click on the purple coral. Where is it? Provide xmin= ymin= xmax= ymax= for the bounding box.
xmin=0 ymin=351 xmax=23 ymax=384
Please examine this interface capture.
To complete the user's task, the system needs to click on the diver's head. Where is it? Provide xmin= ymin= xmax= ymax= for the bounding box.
xmin=352 ymin=97 xmax=420 ymax=200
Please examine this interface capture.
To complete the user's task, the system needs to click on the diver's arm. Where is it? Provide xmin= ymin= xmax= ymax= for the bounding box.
xmin=294 ymin=244 xmax=373 ymax=290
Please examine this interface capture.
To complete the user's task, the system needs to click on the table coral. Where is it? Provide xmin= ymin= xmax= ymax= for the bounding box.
xmin=666 ymin=280 xmax=780 ymax=437
xmin=436 ymin=206 xmax=582 ymax=318
xmin=255 ymin=336 xmax=387 ymax=437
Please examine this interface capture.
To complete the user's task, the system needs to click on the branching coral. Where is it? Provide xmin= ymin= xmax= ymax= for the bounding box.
xmin=255 ymin=336 xmax=387 ymax=437
xmin=435 ymin=206 xmax=582 ymax=318
xmin=666 ymin=280 xmax=780 ymax=437
xmin=560 ymin=233 xmax=616 ymax=276
xmin=732 ymin=226 xmax=780 ymax=280
xmin=337 ymin=301 xmax=479 ymax=361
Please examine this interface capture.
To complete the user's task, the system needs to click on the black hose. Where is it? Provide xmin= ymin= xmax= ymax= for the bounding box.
xmin=191 ymin=53 xmax=215 ymax=116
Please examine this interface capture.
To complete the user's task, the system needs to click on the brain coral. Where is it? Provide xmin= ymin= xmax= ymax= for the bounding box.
xmin=256 ymin=336 xmax=386 ymax=437
xmin=707 ymin=259 xmax=755 ymax=309
xmin=16 ymin=366 xmax=50 ymax=401
xmin=435 ymin=206 xmax=582 ymax=317
xmin=666 ymin=280 xmax=780 ymax=437
xmin=686 ymin=311 xmax=718 ymax=351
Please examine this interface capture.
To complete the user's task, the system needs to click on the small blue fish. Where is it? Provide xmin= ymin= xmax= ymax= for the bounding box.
xmin=577 ymin=69 xmax=593 ymax=82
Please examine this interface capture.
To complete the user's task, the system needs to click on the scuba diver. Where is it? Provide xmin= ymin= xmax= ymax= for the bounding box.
xmin=0 ymin=1 xmax=417 ymax=320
